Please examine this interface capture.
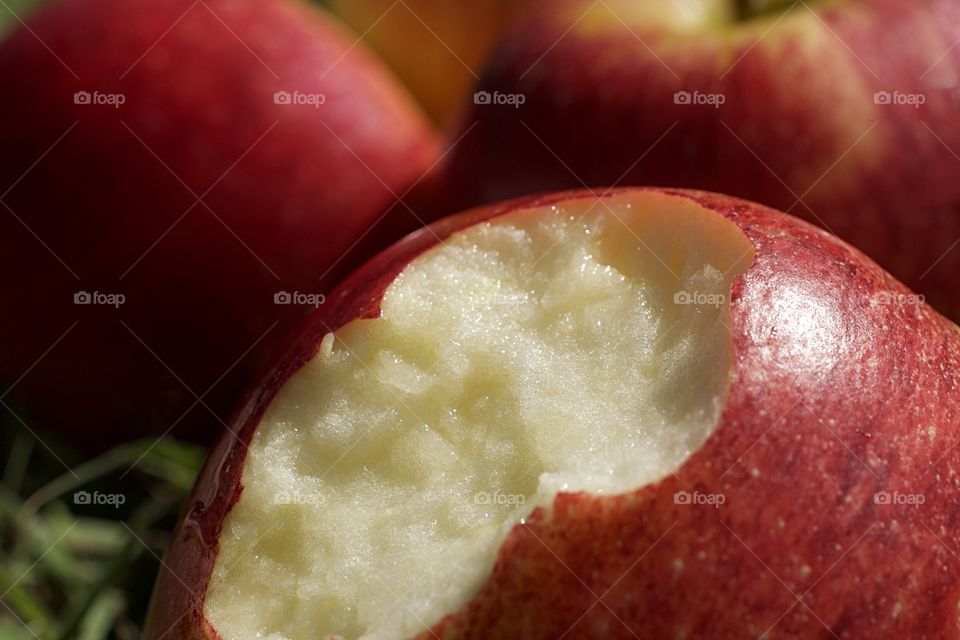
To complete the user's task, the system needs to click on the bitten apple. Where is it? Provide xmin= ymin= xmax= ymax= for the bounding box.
xmin=145 ymin=188 xmax=960 ymax=639
xmin=443 ymin=0 xmax=960 ymax=319
xmin=0 ymin=0 xmax=438 ymax=446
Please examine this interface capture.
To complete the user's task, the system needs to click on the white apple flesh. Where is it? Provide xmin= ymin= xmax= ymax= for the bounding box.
xmin=204 ymin=195 xmax=752 ymax=639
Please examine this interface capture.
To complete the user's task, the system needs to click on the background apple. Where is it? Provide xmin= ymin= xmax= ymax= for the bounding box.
xmin=0 ymin=0 xmax=439 ymax=447
xmin=442 ymin=0 xmax=960 ymax=319
xmin=326 ymin=0 xmax=526 ymax=126
xmin=0 ymin=0 xmax=41 ymax=35
xmin=145 ymin=187 xmax=960 ymax=639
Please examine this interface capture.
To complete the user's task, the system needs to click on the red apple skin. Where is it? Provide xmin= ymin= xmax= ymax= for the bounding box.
xmin=0 ymin=0 xmax=439 ymax=446
xmin=442 ymin=0 xmax=960 ymax=320
xmin=144 ymin=187 xmax=960 ymax=639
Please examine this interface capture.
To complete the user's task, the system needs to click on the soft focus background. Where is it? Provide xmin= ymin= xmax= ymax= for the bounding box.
xmin=0 ymin=0 xmax=399 ymax=637
xmin=0 ymin=424 xmax=202 ymax=639
xmin=1 ymin=0 xmax=196 ymax=632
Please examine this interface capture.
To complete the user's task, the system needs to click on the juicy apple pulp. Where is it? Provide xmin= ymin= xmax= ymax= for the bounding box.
xmin=0 ymin=0 xmax=438 ymax=446
xmin=206 ymin=193 xmax=750 ymax=639
xmin=146 ymin=188 xmax=960 ymax=639
xmin=442 ymin=0 xmax=960 ymax=320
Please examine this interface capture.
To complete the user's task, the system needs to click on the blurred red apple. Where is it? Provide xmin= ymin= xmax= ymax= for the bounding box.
xmin=443 ymin=0 xmax=960 ymax=319
xmin=327 ymin=0 xmax=526 ymax=126
xmin=144 ymin=187 xmax=960 ymax=639
xmin=0 ymin=0 xmax=439 ymax=446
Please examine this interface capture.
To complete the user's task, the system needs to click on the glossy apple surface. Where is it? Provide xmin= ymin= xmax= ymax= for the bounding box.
xmin=144 ymin=187 xmax=960 ymax=639
xmin=443 ymin=0 xmax=960 ymax=319
xmin=0 ymin=0 xmax=439 ymax=446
